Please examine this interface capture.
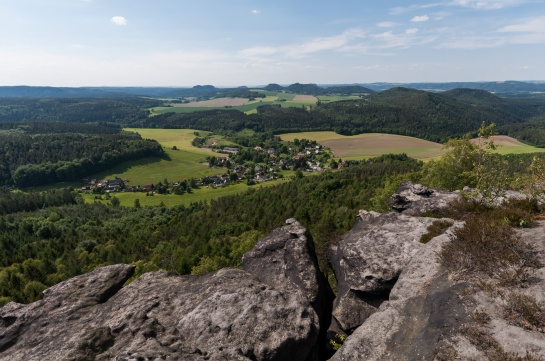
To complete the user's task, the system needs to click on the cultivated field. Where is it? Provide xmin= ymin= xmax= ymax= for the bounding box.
xmin=470 ymin=135 xmax=545 ymax=155
xmin=280 ymin=132 xmax=545 ymax=160
xmin=175 ymin=98 xmax=249 ymax=107
xmin=150 ymin=91 xmax=318 ymax=115
xmin=280 ymin=132 xmax=446 ymax=160
xmin=293 ymin=95 xmax=318 ymax=103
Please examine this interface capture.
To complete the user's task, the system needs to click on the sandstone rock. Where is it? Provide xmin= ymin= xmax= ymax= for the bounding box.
xmin=242 ymin=218 xmax=334 ymax=360
xmin=390 ymin=181 xmax=459 ymax=215
xmin=330 ymin=227 xmax=468 ymax=361
xmin=0 ymin=266 xmax=319 ymax=361
xmin=328 ymin=210 xmax=439 ymax=333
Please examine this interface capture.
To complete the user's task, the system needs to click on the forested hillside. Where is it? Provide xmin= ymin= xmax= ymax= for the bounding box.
xmin=0 ymin=97 xmax=160 ymax=123
xmin=2 ymin=88 xmax=545 ymax=146
xmin=142 ymin=88 xmax=545 ymax=144
xmin=0 ymin=123 xmax=164 ymax=187
xmin=0 ymin=155 xmax=421 ymax=304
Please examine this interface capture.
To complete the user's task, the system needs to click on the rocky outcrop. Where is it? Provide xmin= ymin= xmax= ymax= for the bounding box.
xmin=390 ymin=181 xmax=459 ymax=215
xmin=242 ymin=218 xmax=334 ymax=351
xmin=330 ymin=184 xmax=545 ymax=360
xmin=0 ymin=221 xmax=328 ymax=361
xmin=328 ymin=210 xmax=440 ymax=333
xmin=329 ymin=225 xmax=466 ymax=361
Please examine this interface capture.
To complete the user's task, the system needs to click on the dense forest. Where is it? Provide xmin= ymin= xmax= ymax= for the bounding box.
xmin=0 ymin=122 xmax=164 ymax=187
xmin=0 ymin=97 xmax=160 ymax=123
xmin=0 ymin=155 xmax=422 ymax=305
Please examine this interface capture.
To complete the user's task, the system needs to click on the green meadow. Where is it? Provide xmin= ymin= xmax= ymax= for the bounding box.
xmin=82 ymin=178 xmax=293 ymax=208
xmin=149 ymin=90 xmax=318 ymax=115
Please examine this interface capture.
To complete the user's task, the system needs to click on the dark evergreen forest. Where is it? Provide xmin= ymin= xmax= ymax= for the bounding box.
xmin=0 ymin=122 xmax=164 ymax=187
xmin=0 ymin=155 xmax=421 ymax=304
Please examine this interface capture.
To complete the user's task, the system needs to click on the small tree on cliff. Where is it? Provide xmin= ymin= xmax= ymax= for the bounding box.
xmin=422 ymin=122 xmax=509 ymax=200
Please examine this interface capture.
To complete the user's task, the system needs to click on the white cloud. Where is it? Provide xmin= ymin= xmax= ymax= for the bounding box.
xmin=498 ymin=16 xmax=545 ymax=33
xmin=439 ymin=36 xmax=506 ymax=48
xmin=251 ymin=10 xmax=261 ymax=15
xmin=406 ymin=28 xmax=420 ymax=35
xmin=111 ymin=16 xmax=128 ymax=26
xmin=390 ymin=3 xmax=443 ymax=15
xmin=411 ymin=15 xmax=430 ymax=22
xmin=448 ymin=0 xmax=527 ymax=9
xmin=240 ymin=46 xmax=277 ymax=58
xmin=377 ymin=21 xmax=400 ymax=28
xmin=284 ymin=28 xmax=366 ymax=57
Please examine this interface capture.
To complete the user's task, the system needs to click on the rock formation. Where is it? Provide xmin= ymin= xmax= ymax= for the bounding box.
xmin=328 ymin=210 xmax=439 ymax=333
xmin=390 ymin=181 xmax=459 ymax=215
xmin=330 ymin=184 xmax=545 ymax=360
xmin=242 ymin=218 xmax=334 ymax=356
xmin=0 ymin=228 xmax=328 ymax=361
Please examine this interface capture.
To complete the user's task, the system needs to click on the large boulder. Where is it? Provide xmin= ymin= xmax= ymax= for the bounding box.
xmin=329 ymin=229 xmax=469 ymax=361
xmin=390 ymin=181 xmax=459 ymax=215
xmin=0 ymin=265 xmax=319 ymax=361
xmin=328 ymin=210 xmax=439 ymax=333
xmin=242 ymin=218 xmax=334 ymax=359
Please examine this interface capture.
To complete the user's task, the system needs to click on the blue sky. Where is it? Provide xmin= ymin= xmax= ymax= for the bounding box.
xmin=0 ymin=0 xmax=544 ymax=86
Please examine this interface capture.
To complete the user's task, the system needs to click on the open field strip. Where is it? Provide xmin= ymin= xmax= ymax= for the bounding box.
xmin=280 ymin=132 xmax=445 ymax=160
xmin=174 ymin=98 xmax=249 ymax=107
xmin=149 ymin=93 xmax=312 ymax=115
xmin=292 ymin=95 xmax=318 ymax=103
xmin=470 ymin=135 xmax=545 ymax=155
xmin=280 ymin=132 xmax=545 ymax=160
xmin=317 ymin=95 xmax=361 ymax=102
xmin=81 ymin=178 xmax=293 ymax=208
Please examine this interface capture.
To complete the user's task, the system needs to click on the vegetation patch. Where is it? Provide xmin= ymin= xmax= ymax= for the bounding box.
xmin=419 ymin=219 xmax=454 ymax=244
xmin=440 ymin=208 xmax=541 ymax=284
xmin=504 ymin=293 xmax=545 ymax=332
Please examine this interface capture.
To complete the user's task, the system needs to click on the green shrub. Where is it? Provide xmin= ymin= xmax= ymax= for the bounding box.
xmin=440 ymin=212 xmax=541 ymax=282
xmin=504 ymin=293 xmax=545 ymax=332
xmin=420 ymin=219 xmax=454 ymax=244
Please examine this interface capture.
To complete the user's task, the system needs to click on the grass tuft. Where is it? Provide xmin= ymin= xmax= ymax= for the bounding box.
xmin=504 ymin=293 xmax=545 ymax=332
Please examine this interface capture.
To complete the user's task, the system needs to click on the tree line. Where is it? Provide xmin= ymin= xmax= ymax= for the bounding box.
xmin=0 ymin=123 xmax=164 ymax=187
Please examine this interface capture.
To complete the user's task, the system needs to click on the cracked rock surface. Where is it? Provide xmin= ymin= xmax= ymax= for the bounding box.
xmin=0 ymin=262 xmax=320 ymax=361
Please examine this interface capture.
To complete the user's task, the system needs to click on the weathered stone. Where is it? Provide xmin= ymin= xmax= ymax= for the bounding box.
xmin=328 ymin=210 xmax=438 ymax=332
xmin=390 ymin=181 xmax=459 ymax=215
xmin=0 ymin=266 xmax=319 ymax=361
xmin=330 ymin=227 xmax=468 ymax=361
xmin=242 ymin=218 xmax=334 ymax=360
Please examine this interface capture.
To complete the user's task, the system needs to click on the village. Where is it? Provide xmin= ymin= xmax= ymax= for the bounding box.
xmin=80 ymin=140 xmax=334 ymax=196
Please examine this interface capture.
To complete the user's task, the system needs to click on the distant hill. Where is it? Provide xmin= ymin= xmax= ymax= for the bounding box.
xmin=144 ymin=87 xmax=545 ymax=144
xmin=262 ymin=83 xmax=374 ymax=95
xmin=263 ymin=83 xmax=284 ymax=91
xmin=322 ymin=85 xmax=374 ymax=95
xmin=285 ymin=83 xmax=323 ymax=94
xmin=0 ymin=86 xmax=125 ymax=98
xmin=362 ymin=81 xmax=545 ymax=96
